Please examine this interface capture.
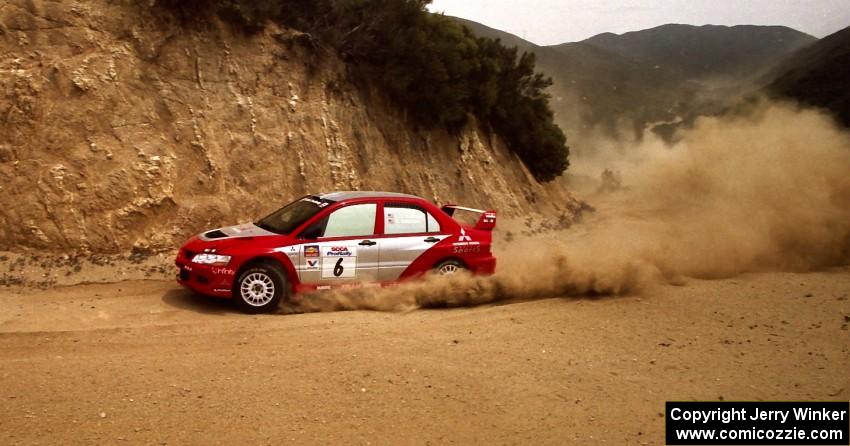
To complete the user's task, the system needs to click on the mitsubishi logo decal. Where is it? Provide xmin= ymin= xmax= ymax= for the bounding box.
xmin=458 ymin=228 xmax=472 ymax=242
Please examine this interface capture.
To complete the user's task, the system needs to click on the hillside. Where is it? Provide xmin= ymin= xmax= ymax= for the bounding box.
xmin=767 ymin=26 xmax=850 ymax=127
xmin=578 ymin=24 xmax=815 ymax=82
xmin=454 ymin=18 xmax=815 ymax=139
xmin=451 ymin=18 xmax=661 ymax=137
xmin=0 ymin=0 xmax=577 ymax=253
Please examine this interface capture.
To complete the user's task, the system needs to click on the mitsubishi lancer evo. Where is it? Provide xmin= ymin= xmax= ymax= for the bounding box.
xmin=175 ymin=192 xmax=497 ymax=313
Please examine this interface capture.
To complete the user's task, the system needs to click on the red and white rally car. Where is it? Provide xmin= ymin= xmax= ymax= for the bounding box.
xmin=175 ymin=192 xmax=496 ymax=313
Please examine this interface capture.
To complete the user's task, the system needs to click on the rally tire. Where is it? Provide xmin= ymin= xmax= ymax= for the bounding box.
xmin=234 ymin=263 xmax=287 ymax=314
xmin=435 ymin=259 xmax=466 ymax=276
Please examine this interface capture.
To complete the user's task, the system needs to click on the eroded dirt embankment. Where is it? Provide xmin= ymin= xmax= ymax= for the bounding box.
xmin=0 ymin=0 xmax=576 ymax=254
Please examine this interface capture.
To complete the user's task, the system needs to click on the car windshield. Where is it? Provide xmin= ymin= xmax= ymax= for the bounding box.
xmin=255 ymin=196 xmax=331 ymax=235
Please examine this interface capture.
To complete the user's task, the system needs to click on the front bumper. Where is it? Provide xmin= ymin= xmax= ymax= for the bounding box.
xmin=175 ymin=250 xmax=235 ymax=299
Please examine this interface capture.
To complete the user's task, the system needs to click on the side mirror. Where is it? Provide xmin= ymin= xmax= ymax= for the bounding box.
xmin=299 ymin=222 xmax=324 ymax=240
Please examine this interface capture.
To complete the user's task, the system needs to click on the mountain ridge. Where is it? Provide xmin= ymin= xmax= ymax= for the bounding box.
xmin=574 ymin=23 xmax=816 ymax=81
xmin=767 ymin=26 xmax=850 ymax=127
xmin=451 ymin=17 xmax=818 ymax=139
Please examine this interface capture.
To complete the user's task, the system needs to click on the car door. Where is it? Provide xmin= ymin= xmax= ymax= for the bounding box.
xmin=296 ymin=202 xmax=380 ymax=285
xmin=377 ymin=204 xmax=449 ymax=281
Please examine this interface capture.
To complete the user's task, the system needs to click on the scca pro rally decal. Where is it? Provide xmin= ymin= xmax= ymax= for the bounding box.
xmin=322 ymin=246 xmax=357 ymax=279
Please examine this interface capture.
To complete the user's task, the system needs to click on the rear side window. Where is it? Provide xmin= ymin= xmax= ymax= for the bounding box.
xmin=323 ymin=203 xmax=377 ymax=238
xmin=426 ymin=213 xmax=440 ymax=233
xmin=385 ymin=205 xmax=441 ymax=235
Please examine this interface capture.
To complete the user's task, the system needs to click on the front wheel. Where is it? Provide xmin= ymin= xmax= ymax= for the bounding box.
xmin=235 ymin=263 xmax=287 ymax=314
xmin=435 ymin=259 xmax=466 ymax=276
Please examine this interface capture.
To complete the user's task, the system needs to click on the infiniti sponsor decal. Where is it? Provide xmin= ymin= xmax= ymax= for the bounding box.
xmin=211 ymin=267 xmax=235 ymax=276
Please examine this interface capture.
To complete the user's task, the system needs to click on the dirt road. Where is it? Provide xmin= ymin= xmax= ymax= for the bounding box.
xmin=1 ymin=271 xmax=848 ymax=445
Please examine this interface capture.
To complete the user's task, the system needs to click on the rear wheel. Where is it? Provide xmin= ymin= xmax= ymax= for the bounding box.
xmin=235 ymin=263 xmax=287 ymax=314
xmin=435 ymin=259 xmax=466 ymax=276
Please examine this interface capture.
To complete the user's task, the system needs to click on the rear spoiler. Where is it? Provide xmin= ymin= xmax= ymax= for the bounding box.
xmin=441 ymin=205 xmax=497 ymax=231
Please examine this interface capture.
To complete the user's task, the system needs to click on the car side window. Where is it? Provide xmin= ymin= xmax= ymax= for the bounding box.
xmin=385 ymin=205 xmax=441 ymax=235
xmin=426 ymin=212 xmax=441 ymax=233
xmin=322 ymin=203 xmax=377 ymax=238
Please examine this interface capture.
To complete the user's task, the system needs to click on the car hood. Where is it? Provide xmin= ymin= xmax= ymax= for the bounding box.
xmin=200 ymin=223 xmax=277 ymax=241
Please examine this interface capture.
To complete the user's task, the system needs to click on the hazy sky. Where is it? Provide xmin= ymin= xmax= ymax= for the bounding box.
xmin=427 ymin=0 xmax=850 ymax=45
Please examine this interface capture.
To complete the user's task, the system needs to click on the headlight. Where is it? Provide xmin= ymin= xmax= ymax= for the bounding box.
xmin=191 ymin=253 xmax=232 ymax=266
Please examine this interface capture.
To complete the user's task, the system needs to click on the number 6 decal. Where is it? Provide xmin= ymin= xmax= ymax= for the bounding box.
xmin=321 ymin=246 xmax=357 ymax=279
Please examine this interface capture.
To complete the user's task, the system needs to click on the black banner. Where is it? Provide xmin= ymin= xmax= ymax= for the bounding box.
xmin=666 ymin=402 xmax=849 ymax=445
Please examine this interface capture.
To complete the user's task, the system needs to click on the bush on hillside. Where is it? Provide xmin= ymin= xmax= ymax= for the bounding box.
xmin=154 ymin=0 xmax=570 ymax=181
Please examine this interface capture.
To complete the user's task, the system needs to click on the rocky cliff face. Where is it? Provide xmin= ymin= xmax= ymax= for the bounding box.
xmin=0 ymin=0 xmax=575 ymax=253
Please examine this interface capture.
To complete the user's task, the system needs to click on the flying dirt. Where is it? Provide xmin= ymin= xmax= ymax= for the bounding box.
xmin=289 ymin=100 xmax=850 ymax=313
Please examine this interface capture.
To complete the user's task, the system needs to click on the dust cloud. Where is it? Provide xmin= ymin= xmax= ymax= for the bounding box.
xmin=285 ymin=101 xmax=850 ymax=313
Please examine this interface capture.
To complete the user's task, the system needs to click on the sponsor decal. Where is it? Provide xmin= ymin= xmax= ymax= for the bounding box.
xmin=304 ymin=245 xmax=320 ymax=258
xmin=337 ymin=283 xmax=359 ymax=290
xmin=453 ymin=229 xmax=479 ymax=247
xmin=324 ymin=246 xmax=356 ymax=257
xmin=273 ymin=246 xmax=299 ymax=257
xmin=211 ymin=267 xmax=235 ymax=276
xmin=302 ymin=198 xmax=330 ymax=208
xmin=314 ymin=282 xmax=381 ymax=292
xmin=272 ymin=246 xmax=296 ymax=254
xmin=322 ymin=245 xmax=357 ymax=279
xmin=306 ymin=259 xmax=319 ymax=269
xmin=230 ymin=223 xmax=259 ymax=234
xmin=453 ymin=246 xmax=481 ymax=254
